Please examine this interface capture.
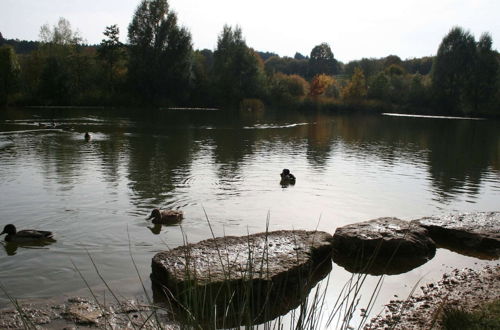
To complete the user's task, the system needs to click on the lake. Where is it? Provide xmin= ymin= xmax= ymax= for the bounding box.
xmin=0 ymin=107 xmax=499 ymax=326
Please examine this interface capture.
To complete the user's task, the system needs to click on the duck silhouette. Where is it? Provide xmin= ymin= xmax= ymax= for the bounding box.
xmin=84 ymin=132 xmax=92 ymax=141
xmin=147 ymin=209 xmax=183 ymax=225
xmin=280 ymin=168 xmax=296 ymax=185
xmin=1 ymin=224 xmax=54 ymax=243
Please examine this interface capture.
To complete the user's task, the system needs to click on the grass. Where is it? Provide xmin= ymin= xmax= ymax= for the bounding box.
xmin=441 ymin=299 xmax=500 ymax=330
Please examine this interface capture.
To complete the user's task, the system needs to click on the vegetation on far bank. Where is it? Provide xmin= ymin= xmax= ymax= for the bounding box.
xmin=0 ymin=0 xmax=499 ymax=117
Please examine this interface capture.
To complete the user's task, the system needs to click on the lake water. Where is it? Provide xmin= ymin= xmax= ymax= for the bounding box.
xmin=0 ymin=107 xmax=499 ymax=325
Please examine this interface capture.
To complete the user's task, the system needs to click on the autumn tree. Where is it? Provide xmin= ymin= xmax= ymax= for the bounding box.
xmin=309 ymin=74 xmax=337 ymax=97
xmin=128 ymin=0 xmax=193 ymax=105
xmin=342 ymin=67 xmax=367 ymax=100
xmin=309 ymin=43 xmax=338 ymax=77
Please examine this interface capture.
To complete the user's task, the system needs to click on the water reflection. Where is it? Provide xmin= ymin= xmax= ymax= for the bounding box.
xmin=0 ymin=107 xmax=499 ymax=307
xmin=1 ymin=108 xmax=498 ymax=210
xmin=2 ymin=240 xmax=57 ymax=256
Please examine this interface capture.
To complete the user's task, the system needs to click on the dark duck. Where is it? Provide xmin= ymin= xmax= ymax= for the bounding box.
xmin=1 ymin=224 xmax=54 ymax=243
xmin=147 ymin=209 xmax=184 ymax=225
xmin=280 ymin=168 xmax=296 ymax=184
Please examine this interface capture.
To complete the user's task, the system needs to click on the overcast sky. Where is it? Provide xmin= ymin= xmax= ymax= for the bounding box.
xmin=1 ymin=0 xmax=499 ymax=62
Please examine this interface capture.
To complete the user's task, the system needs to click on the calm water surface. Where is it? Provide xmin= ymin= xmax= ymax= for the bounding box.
xmin=0 ymin=108 xmax=499 ymax=324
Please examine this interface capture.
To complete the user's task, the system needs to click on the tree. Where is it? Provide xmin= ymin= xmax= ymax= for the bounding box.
xmin=432 ymin=27 xmax=499 ymax=115
xmin=0 ymin=45 xmax=20 ymax=105
xmin=213 ymin=25 xmax=267 ymax=106
xmin=309 ymin=43 xmax=338 ymax=77
xmin=432 ymin=27 xmax=476 ymax=113
xmin=36 ymin=17 xmax=91 ymax=105
xmin=342 ymin=67 xmax=367 ymax=100
xmin=39 ymin=17 xmax=82 ymax=58
xmin=98 ymin=25 xmax=126 ymax=93
xmin=39 ymin=56 xmax=70 ymax=105
xmin=467 ymin=33 xmax=499 ymax=113
xmin=309 ymin=74 xmax=337 ymax=97
xmin=128 ymin=0 xmax=193 ymax=104
xmin=368 ymin=72 xmax=389 ymax=100
xmin=294 ymin=52 xmax=306 ymax=60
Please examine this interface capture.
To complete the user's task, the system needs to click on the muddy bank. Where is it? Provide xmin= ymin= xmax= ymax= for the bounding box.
xmin=0 ymin=297 xmax=179 ymax=329
xmin=365 ymin=265 xmax=500 ymax=329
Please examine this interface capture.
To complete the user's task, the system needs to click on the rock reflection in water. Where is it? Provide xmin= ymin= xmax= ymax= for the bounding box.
xmin=152 ymin=259 xmax=332 ymax=328
xmin=332 ymin=249 xmax=435 ymax=276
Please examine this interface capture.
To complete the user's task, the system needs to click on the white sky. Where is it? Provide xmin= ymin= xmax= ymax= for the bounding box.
xmin=1 ymin=0 xmax=499 ymax=62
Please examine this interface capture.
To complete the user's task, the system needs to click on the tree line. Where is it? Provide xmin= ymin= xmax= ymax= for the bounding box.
xmin=0 ymin=0 xmax=499 ymax=117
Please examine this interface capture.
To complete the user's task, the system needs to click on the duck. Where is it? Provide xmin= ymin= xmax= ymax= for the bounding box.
xmin=84 ymin=132 xmax=92 ymax=141
xmin=147 ymin=209 xmax=183 ymax=225
xmin=0 ymin=224 xmax=54 ymax=243
xmin=280 ymin=168 xmax=296 ymax=184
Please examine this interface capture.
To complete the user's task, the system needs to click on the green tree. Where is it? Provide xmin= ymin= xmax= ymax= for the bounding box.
xmin=36 ymin=17 xmax=93 ymax=105
xmin=467 ymin=33 xmax=499 ymax=113
xmin=213 ymin=25 xmax=267 ymax=106
xmin=368 ymin=72 xmax=389 ymax=100
xmin=309 ymin=43 xmax=338 ymax=77
xmin=432 ymin=27 xmax=476 ymax=114
xmin=128 ymin=0 xmax=193 ymax=105
xmin=98 ymin=25 xmax=126 ymax=94
xmin=0 ymin=45 xmax=20 ymax=105
xmin=39 ymin=17 xmax=82 ymax=57
xmin=39 ymin=56 xmax=70 ymax=105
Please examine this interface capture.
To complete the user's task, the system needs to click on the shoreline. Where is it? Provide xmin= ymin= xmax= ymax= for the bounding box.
xmin=365 ymin=264 xmax=500 ymax=329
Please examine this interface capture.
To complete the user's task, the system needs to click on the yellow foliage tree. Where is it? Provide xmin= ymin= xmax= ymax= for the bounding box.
xmin=309 ymin=74 xmax=337 ymax=97
xmin=342 ymin=67 xmax=367 ymax=100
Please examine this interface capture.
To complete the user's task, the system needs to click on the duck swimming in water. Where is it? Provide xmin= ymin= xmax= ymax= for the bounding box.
xmin=147 ymin=209 xmax=184 ymax=225
xmin=84 ymin=132 xmax=92 ymax=141
xmin=280 ymin=168 xmax=296 ymax=184
xmin=0 ymin=224 xmax=54 ymax=243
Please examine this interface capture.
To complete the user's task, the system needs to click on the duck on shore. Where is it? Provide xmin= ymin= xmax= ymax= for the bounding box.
xmin=147 ymin=209 xmax=183 ymax=225
xmin=0 ymin=224 xmax=54 ymax=243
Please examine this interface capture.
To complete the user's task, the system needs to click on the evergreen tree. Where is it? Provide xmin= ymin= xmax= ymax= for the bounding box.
xmin=98 ymin=25 xmax=126 ymax=94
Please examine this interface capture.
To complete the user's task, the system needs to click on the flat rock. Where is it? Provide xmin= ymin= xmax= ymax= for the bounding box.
xmin=332 ymin=217 xmax=436 ymax=275
xmin=412 ymin=212 xmax=500 ymax=259
xmin=64 ymin=298 xmax=103 ymax=325
xmin=151 ymin=230 xmax=333 ymax=327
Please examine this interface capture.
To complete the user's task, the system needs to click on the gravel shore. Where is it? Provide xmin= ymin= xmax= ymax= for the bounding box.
xmin=365 ymin=264 xmax=500 ymax=329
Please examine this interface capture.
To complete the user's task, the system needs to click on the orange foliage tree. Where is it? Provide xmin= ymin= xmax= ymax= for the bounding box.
xmin=309 ymin=74 xmax=338 ymax=97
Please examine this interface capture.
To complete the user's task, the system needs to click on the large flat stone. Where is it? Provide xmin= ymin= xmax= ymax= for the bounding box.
xmin=151 ymin=230 xmax=333 ymax=327
xmin=332 ymin=217 xmax=436 ymax=275
xmin=412 ymin=212 xmax=500 ymax=259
